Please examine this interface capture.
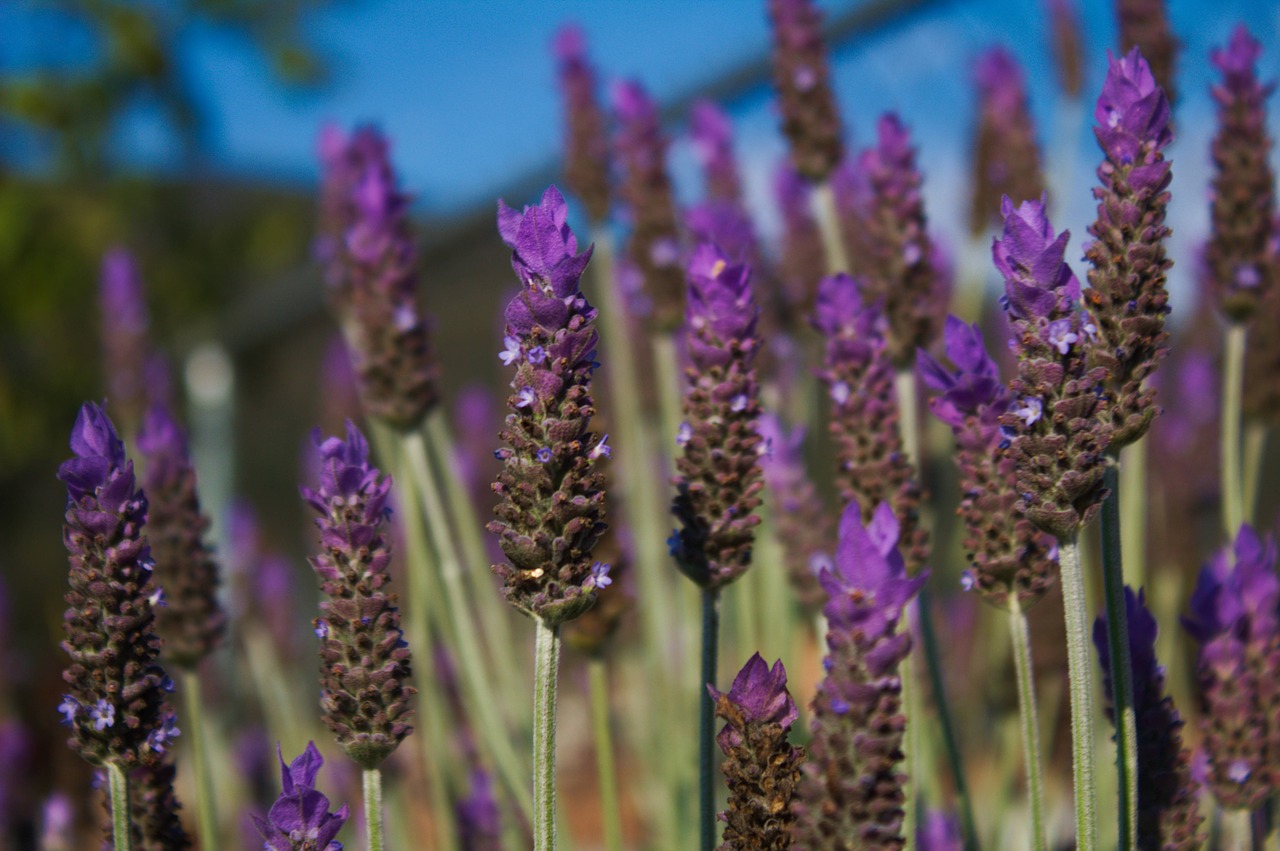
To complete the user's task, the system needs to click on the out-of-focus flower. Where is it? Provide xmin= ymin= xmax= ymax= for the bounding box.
xmin=969 ymin=48 xmax=1046 ymax=236
xmin=767 ymin=0 xmax=844 ymax=182
xmin=553 ymin=25 xmax=611 ymax=222
xmin=1115 ymin=0 xmax=1179 ymax=106
xmin=756 ymin=414 xmax=830 ymax=612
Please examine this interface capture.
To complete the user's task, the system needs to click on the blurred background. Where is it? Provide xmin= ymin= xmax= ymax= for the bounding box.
xmin=2 ymin=0 xmax=1278 ymax=847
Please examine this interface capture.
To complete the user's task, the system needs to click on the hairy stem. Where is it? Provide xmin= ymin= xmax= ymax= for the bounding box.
xmin=812 ymin=180 xmax=850 ymax=274
xmin=589 ymin=658 xmax=623 ymax=851
xmin=533 ymin=621 xmax=562 ymax=851
xmin=700 ymin=588 xmax=722 ymax=851
xmin=1010 ymin=598 xmax=1049 ymax=851
xmin=107 ymin=762 xmax=132 ymax=851
xmin=1102 ymin=464 xmax=1138 ymax=850
xmin=1222 ymin=324 xmax=1247 ymax=536
xmin=182 ymin=671 xmax=218 ymax=851
xmin=363 ymin=768 xmax=384 ymax=851
xmin=1058 ymin=535 xmax=1099 ymax=851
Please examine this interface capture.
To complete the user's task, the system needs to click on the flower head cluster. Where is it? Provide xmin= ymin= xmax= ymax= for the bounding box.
xmin=553 ymin=26 xmax=611 ymax=223
xmin=1094 ymin=587 xmax=1205 ymax=849
xmin=920 ymin=317 xmax=1058 ymax=608
xmin=613 ymin=79 xmax=686 ymax=332
xmin=813 ymin=273 xmax=929 ymax=573
xmin=491 ymin=186 xmax=609 ymax=625
xmin=251 ymin=742 xmax=349 ymax=851
xmin=137 ymin=404 xmax=226 ymax=669
xmin=710 ymin=654 xmax=804 ymax=850
xmin=670 ymin=244 xmax=764 ymax=590
xmin=847 ymin=113 xmax=943 ymax=366
xmin=994 ymin=198 xmax=1112 ymax=539
xmin=773 ymin=163 xmax=826 ymax=318
xmin=1116 ymin=0 xmax=1179 ymax=106
xmin=1083 ymin=48 xmax=1174 ymax=449
xmin=57 ymin=403 xmax=173 ymax=770
xmin=756 ymin=414 xmax=830 ymax=612
xmin=969 ymin=48 xmax=1046 ymax=236
xmin=766 ymin=0 xmax=844 ymax=182
xmin=317 ymin=125 xmax=437 ymax=428
xmin=1048 ymin=0 xmax=1085 ymax=98
xmin=302 ymin=422 xmax=414 ymax=769
xmin=793 ymin=502 xmax=926 ymax=848
xmin=1182 ymin=525 xmax=1280 ymax=810
xmin=1206 ymin=26 xmax=1276 ymax=322
xmin=98 ymin=248 xmax=151 ymax=432
xmin=125 ymin=758 xmax=192 ymax=851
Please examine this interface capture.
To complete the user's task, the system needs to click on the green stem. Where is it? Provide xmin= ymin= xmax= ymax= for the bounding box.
xmin=1119 ymin=440 xmax=1148 ymax=588
xmin=107 ymin=762 xmax=133 ymax=851
xmin=1244 ymin=421 xmax=1268 ymax=525
xmin=1057 ymin=535 xmax=1099 ymax=851
xmin=1223 ymin=324 xmax=1247 ymax=536
xmin=363 ymin=768 xmax=384 ymax=851
xmin=812 ymin=180 xmax=850 ymax=274
xmin=699 ymin=588 xmax=721 ymax=851
xmin=1102 ymin=464 xmax=1139 ymax=850
xmin=652 ymin=334 xmax=686 ymax=456
xmin=1009 ymin=598 xmax=1048 ymax=851
xmin=533 ymin=621 xmax=562 ymax=851
xmin=182 ymin=671 xmax=218 ymax=851
xmin=589 ymin=658 xmax=623 ymax=851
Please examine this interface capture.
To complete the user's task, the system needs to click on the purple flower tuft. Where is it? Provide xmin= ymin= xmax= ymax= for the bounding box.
xmin=252 ymin=742 xmax=349 ymax=851
xmin=98 ymin=248 xmax=152 ymax=432
xmin=767 ymin=0 xmax=844 ymax=181
xmin=969 ymin=48 xmax=1046 ymax=235
xmin=1116 ymin=0 xmax=1179 ymax=105
xmin=553 ymin=25 xmax=611 ymax=222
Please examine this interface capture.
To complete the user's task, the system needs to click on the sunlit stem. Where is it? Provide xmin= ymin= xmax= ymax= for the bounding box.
xmin=363 ymin=768 xmax=384 ymax=851
xmin=1010 ymin=597 xmax=1048 ymax=851
xmin=1243 ymin=421 xmax=1268 ymax=524
xmin=107 ymin=762 xmax=132 ymax=851
xmin=812 ymin=181 xmax=850 ymax=275
xmin=1222 ymin=324 xmax=1247 ymax=536
xmin=182 ymin=671 xmax=218 ymax=851
xmin=589 ymin=658 xmax=623 ymax=851
xmin=533 ymin=620 xmax=562 ymax=851
xmin=1057 ymin=535 xmax=1099 ymax=851
xmin=1119 ymin=439 xmax=1147 ymax=588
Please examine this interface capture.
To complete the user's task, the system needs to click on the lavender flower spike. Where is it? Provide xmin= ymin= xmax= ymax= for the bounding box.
xmin=756 ymin=414 xmax=829 ymax=612
xmin=919 ymin=316 xmax=1058 ymax=608
xmin=99 ymin=248 xmax=151 ymax=432
xmin=995 ymin=197 xmax=1112 ymax=539
xmin=773 ymin=163 xmax=826 ymax=317
xmin=793 ymin=501 xmax=926 ymax=848
xmin=613 ymin=79 xmax=686 ymax=332
xmin=553 ymin=25 xmax=611 ymax=223
xmin=1116 ymin=0 xmax=1179 ymax=106
xmin=1182 ymin=525 xmax=1280 ymax=810
xmin=709 ymin=654 xmax=804 ymax=850
xmin=1048 ymin=0 xmax=1085 ymax=98
xmin=918 ymin=810 xmax=964 ymax=851
xmin=1094 ymin=587 xmax=1206 ymax=849
xmin=1206 ymin=25 xmax=1276 ymax=322
xmin=318 ymin=125 xmax=437 ymax=428
xmin=137 ymin=404 xmax=226 ymax=668
xmin=57 ymin=402 xmax=173 ymax=770
xmin=1083 ymin=48 xmax=1174 ymax=449
xmin=969 ymin=48 xmax=1046 ymax=236
xmin=689 ymin=100 xmax=744 ymax=206
xmin=491 ymin=186 xmax=608 ymax=626
xmin=670 ymin=243 xmax=764 ymax=590
xmin=303 ymin=421 xmax=414 ymax=768
xmin=767 ymin=0 xmax=844 ymax=182
xmin=251 ymin=742 xmax=350 ymax=851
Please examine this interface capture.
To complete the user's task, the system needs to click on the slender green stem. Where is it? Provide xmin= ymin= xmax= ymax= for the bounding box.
xmin=652 ymin=334 xmax=686 ymax=455
xmin=1119 ymin=440 xmax=1148 ymax=588
xmin=699 ymin=588 xmax=722 ymax=851
xmin=107 ymin=762 xmax=133 ymax=851
xmin=1057 ymin=536 xmax=1099 ymax=851
xmin=533 ymin=621 xmax=562 ymax=851
xmin=1223 ymin=324 xmax=1247 ymax=536
xmin=1009 ymin=598 xmax=1049 ymax=851
xmin=812 ymin=181 xmax=850 ymax=274
xmin=589 ymin=658 xmax=623 ymax=851
xmin=363 ymin=768 xmax=384 ymax=851
xmin=1244 ymin=421 xmax=1268 ymax=525
xmin=1102 ymin=464 xmax=1138 ymax=850
xmin=182 ymin=671 xmax=218 ymax=851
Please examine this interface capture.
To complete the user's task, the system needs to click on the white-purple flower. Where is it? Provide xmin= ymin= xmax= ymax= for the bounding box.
xmin=1014 ymin=397 xmax=1043 ymax=427
xmin=516 ymin=387 xmax=536 ymax=408
xmin=1047 ymin=318 xmax=1078 ymax=354
xmin=89 ymin=699 xmax=115 ymax=732
xmin=499 ymin=335 xmax=522 ymax=365
xmin=589 ymin=434 xmax=611 ymax=460
xmin=588 ymin=561 xmax=612 ymax=589
xmin=57 ymin=696 xmax=79 ymax=725
xmin=527 ymin=345 xmax=547 ymax=364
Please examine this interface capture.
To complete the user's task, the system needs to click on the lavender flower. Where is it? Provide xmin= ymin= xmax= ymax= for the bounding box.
xmin=318 ymin=126 xmax=437 ymax=428
xmin=994 ymin=198 xmax=1112 ymax=539
xmin=1116 ymin=0 xmax=1179 ymax=106
xmin=127 ymin=757 xmax=192 ymax=851
xmin=251 ymin=742 xmax=350 ymax=851
xmin=793 ymin=501 xmax=926 ymax=848
xmin=917 ymin=810 xmax=963 ymax=851
xmin=919 ymin=316 xmax=1058 ymax=608
xmin=1206 ymin=25 xmax=1276 ymax=322
xmin=457 ymin=769 xmax=503 ymax=851
xmin=689 ymin=99 xmax=744 ymax=206
xmin=849 ymin=113 xmax=943 ymax=366
xmin=99 ymin=248 xmax=151 ymax=432
xmin=1048 ymin=0 xmax=1085 ymax=98
xmin=756 ymin=414 xmax=830 ymax=612
xmin=969 ymin=48 xmax=1046 ymax=236
xmin=1083 ymin=48 xmax=1174 ymax=449
xmin=613 ymin=79 xmax=686 ymax=332
xmin=1182 ymin=525 xmax=1280 ymax=810
xmin=709 ymin=654 xmax=804 ymax=849
xmin=491 ymin=186 xmax=608 ymax=625
xmin=553 ymin=25 xmax=611 ymax=222
xmin=57 ymin=402 xmax=172 ymax=770
xmin=302 ymin=422 xmax=414 ymax=768
xmin=814 ymin=273 xmax=929 ymax=572
xmin=773 ymin=162 xmax=826 ymax=317
xmin=669 ymin=244 xmax=764 ymax=590
xmin=137 ymin=405 xmax=225 ymax=668
xmin=1094 ymin=587 xmax=1205 ymax=849
xmin=767 ymin=0 xmax=844 ymax=182
xmin=316 ymin=125 xmax=388 ymax=297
